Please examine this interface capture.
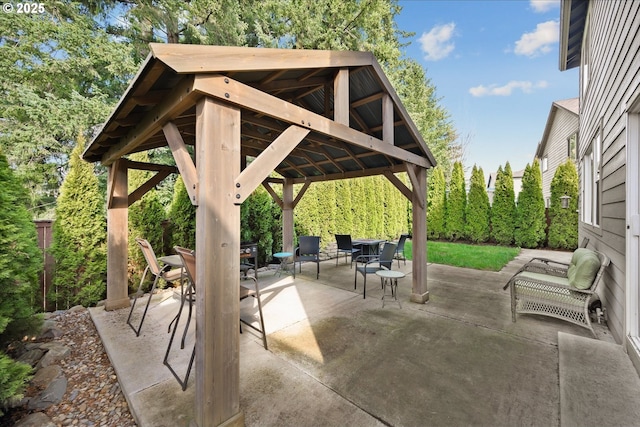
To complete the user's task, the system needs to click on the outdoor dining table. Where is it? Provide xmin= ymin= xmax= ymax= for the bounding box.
xmin=352 ymin=239 xmax=386 ymax=257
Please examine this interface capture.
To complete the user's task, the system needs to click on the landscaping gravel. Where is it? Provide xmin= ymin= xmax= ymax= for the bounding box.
xmin=1 ymin=307 xmax=137 ymax=427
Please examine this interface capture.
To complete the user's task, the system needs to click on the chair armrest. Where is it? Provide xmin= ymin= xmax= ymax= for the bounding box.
xmin=355 ymin=254 xmax=379 ymax=263
xmin=521 ymin=260 xmax=569 ymax=278
xmin=527 ymin=257 xmax=570 ymax=268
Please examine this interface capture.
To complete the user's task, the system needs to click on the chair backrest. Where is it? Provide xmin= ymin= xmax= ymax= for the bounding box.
xmin=379 ymin=242 xmax=398 ymax=269
xmin=175 ymin=246 xmax=196 ymax=289
xmin=335 ymin=234 xmax=353 ymax=250
xmin=298 ymin=236 xmax=320 ymax=256
xmin=136 ymin=238 xmax=162 ymax=275
xmin=579 ymin=237 xmax=590 ymax=248
xmin=397 ymin=234 xmax=409 ymax=251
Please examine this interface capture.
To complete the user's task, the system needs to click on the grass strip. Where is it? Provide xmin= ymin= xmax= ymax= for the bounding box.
xmin=404 ymin=240 xmax=520 ymax=271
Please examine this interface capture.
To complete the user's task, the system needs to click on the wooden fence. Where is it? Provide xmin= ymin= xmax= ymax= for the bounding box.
xmin=35 ymin=220 xmax=54 ymax=312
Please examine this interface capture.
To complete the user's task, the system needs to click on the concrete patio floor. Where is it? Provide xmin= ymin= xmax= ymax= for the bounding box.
xmin=90 ymin=248 xmax=640 ymax=427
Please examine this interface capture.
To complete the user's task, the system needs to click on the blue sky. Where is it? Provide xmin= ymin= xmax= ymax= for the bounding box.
xmin=395 ymin=0 xmax=579 ymax=178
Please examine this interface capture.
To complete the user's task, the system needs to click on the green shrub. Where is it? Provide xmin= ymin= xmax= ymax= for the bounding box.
xmin=465 ymin=165 xmax=490 ymax=243
xmin=491 ymin=163 xmax=516 ymax=245
xmin=515 ymin=160 xmax=546 ymax=248
xmin=167 ymin=176 xmax=196 ymax=251
xmin=127 ymin=152 xmax=166 ymax=290
xmin=548 ymin=160 xmax=579 ymax=249
xmin=49 ymin=135 xmax=106 ymax=309
xmin=241 ymin=186 xmax=277 ymax=265
xmin=0 ymin=352 xmax=32 ymax=416
xmin=0 ymin=148 xmax=41 ymax=412
xmin=445 ymin=161 xmax=466 ymax=241
xmin=427 ymin=166 xmax=446 ymax=239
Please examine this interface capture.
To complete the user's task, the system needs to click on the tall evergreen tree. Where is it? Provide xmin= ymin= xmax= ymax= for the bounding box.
xmin=514 ymin=160 xmax=546 ymax=248
xmin=0 ymin=4 xmax=136 ymax=217
xmin=427 ymin=166 xmax=446 ymax=239
xmin=465 ymin=165 xmax=490 ymax=243
xmin=445 ymin=161 xmax=466 ymax=241
xmin=49 ymin=135 xmax=106 ymax=309
xmin=241 ymin=186 xmax=276 ymax=266
xmin=491 ymin=163 xmax=517 ymax=245
xmin=128 ymin=152 xmax=167 ymax=290
xmin=167 ymin=176 xmax=196 ymax=251
xmin=0 ymin=148 xmax=42 ymax=412
xmin=548 ymin=160 xmax=579 ymax=249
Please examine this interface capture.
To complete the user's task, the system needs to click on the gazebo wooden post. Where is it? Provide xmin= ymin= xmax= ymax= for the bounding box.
xmin=282 ymin=178 xmax=295 ymax=253
xmin=410 ymin=165 xmax=429 ymax=303
xmin=194 ymin=97 xmax=243 ymax=427
xmin=105 ymin=159 xmax=131 ymax=311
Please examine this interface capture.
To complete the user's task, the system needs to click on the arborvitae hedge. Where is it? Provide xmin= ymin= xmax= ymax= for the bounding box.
xmin=427 ymin=166 xmax=446 ymax=239
xmin=491 ymin=163 xmax=516 ymax=245
xmin=465 ymin=165 xmax=490 ymax=243
xmin=127 ymin=152 xmax=166 ymax=291
xmin=548 ymin=160 xmax=579 ymax=249
xmin=445 ymin=161 xmax=466 ymax=241
xmin=515 ymin=160 xmax=546 ymax=248
xmin=167 ymin=176 xmax=196 ymax=251
xmin=0 ymin=148 xmax=40 ymax=413
xmin=241 ymin=186 xmax=277 ymax=266
xmin=49 ymin=136 xmax=106 ymax=308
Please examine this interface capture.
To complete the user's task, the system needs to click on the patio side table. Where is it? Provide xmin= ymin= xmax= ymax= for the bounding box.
xmin=273 ymin=252 xmax=294 ymax=277
xmin=376 ymin=270 xmax=405 ymax=308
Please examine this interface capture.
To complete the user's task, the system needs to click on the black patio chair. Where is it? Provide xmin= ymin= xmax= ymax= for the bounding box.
xmin=394 ymin=234 xmax=410 ymax=267
xmin=295 ymin=236 xmax=321 ymax=279
xmin=335 ymin=234 xmax=361 ymax=267
xmin=354 ymin=242 xmax=397 ymax=298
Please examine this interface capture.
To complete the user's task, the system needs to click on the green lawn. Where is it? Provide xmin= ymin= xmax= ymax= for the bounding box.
xmin=404 ymin=240 xmax=520 ymax=271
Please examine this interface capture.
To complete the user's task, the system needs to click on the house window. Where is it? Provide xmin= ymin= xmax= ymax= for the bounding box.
xmin=581 ymin=131 xmax=601 ymax=226
xmin=568 ymin=133 xmax=577 ymax=160
xmin=542 ymin=157 xmax=548 ymax=172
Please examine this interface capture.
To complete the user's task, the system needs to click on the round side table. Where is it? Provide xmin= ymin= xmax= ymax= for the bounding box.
xmin=376 ymin=270 xmax=405 ymax=308
xmin=273 ymin=252 xmax=293 ymax=277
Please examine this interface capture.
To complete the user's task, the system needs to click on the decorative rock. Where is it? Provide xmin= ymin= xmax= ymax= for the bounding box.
xmin=17 ymin=348 xmax=45 ymax=367
xmin=31 ymin=364 xmax=63 ymax=388
xmin=14 ymin=412 xmax=56 ymax=427
xmin=28 ymin=376 xmax=67 ymax=410
xmin=40 ymin=326 xmax=64 ymax=339
xmin=69 ymin=305 xmax=86 ymax=313
xmin=37 ymin=342 xmax=71 ymax=368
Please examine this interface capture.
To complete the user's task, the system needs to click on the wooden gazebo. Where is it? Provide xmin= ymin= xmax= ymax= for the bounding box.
xmin=84 ymin=44 xmax=436 ymax=427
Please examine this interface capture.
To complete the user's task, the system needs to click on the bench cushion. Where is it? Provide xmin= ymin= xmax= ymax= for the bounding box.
xmin=567 ymin=249 xmax=600 ymax=289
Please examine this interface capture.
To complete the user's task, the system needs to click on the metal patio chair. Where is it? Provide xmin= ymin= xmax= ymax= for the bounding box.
xmin=127 ymin=238 xmax=183 ymax=337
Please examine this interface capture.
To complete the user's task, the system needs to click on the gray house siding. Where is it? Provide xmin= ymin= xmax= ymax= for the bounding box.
xmin=536 ymin=101 xmax=579 ymax=204
xmin=571 ymin=0 xmax=640 ymax=344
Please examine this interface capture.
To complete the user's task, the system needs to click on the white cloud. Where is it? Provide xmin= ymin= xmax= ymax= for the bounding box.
xmin=514 ymin=20 xmax=559 ymax=57
xmin=530 ymin=0 xmax=560 ymax=13
xmin=419 ymin=23 xmax=456 ymax=61
xmin=469 ymin=80 xmax=548 ymax=97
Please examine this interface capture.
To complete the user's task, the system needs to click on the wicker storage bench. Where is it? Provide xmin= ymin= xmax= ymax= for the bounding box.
xmin=503 ymin=248 xmax=610 ymax=337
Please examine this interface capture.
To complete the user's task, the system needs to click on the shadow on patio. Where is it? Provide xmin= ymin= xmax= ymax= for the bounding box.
xmin=90 ymin=248 xmax=640 ymax=427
